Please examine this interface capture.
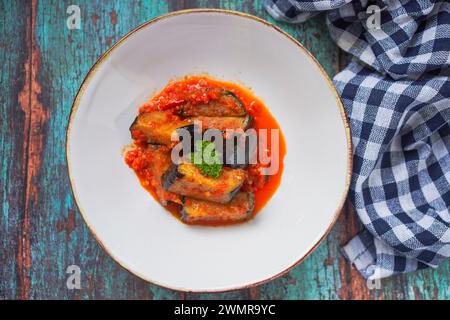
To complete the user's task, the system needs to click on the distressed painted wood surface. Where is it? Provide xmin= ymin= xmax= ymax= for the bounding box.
xmin=1 ymin=0 xmax=449 ymax=300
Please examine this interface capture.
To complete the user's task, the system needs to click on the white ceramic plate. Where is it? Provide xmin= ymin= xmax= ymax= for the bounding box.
xmin=67 ymin=9 xmax=351 ymax=292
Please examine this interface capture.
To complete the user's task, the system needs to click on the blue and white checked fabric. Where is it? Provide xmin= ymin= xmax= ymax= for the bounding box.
xmin=264 ymin=0 xmax=450 ymax=279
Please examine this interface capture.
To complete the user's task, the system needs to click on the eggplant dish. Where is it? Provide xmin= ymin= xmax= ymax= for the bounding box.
xmin=125 ymin=76 xmax=285 ymax=226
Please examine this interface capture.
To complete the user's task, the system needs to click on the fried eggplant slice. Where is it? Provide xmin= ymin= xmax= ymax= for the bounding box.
xmin=142 ymin=145 xmax=182 ymax=205
xmin=181 ymin=192 xmax=255 ymax=224
xmin=130 ymin=111 xmax=190 ymax=145
xmin=191 ymin=115 xmax=252 ymax=131
xmin=179 ymin=88 xmax=246 ymax=117
xmin=162 ymin=163 xmax=246 ymax=203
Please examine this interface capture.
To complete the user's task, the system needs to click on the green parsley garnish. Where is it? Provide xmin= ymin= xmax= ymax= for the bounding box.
xmin=190 ymin=140 xmax=223 ymax=178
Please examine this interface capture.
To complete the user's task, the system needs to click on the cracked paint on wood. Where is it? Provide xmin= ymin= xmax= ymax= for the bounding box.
xmin=1 ymin=0 xmax=449 ymax=299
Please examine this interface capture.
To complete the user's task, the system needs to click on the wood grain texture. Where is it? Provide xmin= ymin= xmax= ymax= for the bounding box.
xmin=0 ymin=0 xmax=32 ymax=300
xmin=0 ymin=0 xmax=449 ymax=299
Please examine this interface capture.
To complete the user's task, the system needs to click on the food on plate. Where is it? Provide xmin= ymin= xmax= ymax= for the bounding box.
xmin=181 ymin=192 xmax=255 ymax=224
xmin=125 ymin=76 xmax=285 ymax=225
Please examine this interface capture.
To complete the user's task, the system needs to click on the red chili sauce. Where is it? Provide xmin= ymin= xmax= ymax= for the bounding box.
xmin=125 ymin=76 xmax=286 ymax=224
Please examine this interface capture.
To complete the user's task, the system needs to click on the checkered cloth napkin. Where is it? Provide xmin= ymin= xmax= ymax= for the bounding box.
xmin=264 ymin=0 xmax=450 ymax=279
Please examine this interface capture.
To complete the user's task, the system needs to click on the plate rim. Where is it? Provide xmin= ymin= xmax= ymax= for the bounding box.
xmin=66 ymin=8 xmax=353 ymax=293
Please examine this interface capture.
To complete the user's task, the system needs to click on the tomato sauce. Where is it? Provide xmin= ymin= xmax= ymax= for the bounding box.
xmin=125 ymin=75 xmax=286 ymax=224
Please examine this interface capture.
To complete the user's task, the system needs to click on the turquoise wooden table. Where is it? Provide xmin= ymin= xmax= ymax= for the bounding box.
xmin=1 ymin=0 xmax=450 ymax=300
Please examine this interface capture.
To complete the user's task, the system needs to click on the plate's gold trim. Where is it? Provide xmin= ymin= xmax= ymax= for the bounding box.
xmin=66 ymin=8 xmax=353 ymax=293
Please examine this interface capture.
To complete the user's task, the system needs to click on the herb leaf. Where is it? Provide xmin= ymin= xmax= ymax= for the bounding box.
xmin=191 ymin=140 xmax=223 ymax=178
